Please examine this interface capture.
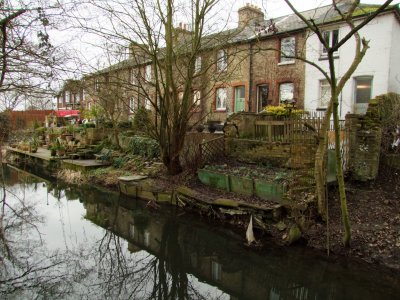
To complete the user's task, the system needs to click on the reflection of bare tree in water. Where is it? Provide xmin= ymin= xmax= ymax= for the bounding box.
xmin=0 ymin=165 xmax=78 ymax=297
xmin=94 ymin=202 xmax=220 ymax=300
xmin=149 ymin=218 xmax=188 ymax=300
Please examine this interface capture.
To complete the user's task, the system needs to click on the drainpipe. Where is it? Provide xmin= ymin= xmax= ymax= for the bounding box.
xmin=248 ymin=42 xmax=254 ymax=112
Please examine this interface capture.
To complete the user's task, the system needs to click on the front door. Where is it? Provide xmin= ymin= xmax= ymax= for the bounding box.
xmin=234 ymin=86 xmax=245 ymax=112
xmin=257 ymin=84 xmax=268 ymax=112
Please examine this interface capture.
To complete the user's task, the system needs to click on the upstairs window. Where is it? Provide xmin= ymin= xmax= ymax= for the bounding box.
xmin=280 ymin=36 xmax=295 ymax=63
xmin=130 ymin=68 xmax=137 ymax=85
xmin=217 ymin=49 xmax=227 ymax=72
xmin=195 ymin=56 xmax=202 ymax=74
xmin=279 ymin=82 xmax=294 ymax=104
xmin=322 ymin=29 xmax=339 ymax=55
xmin=193 ymin=90 xmax=201 ymax=107
xmin=145 ymin=65 xmax=152 ymax=82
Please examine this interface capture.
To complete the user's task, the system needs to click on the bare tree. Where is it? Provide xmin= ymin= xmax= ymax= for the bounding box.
xmin=77 ymin=0 xmax=247 ymax=174
xmin=276 ymin=0 xmax=394 ymax=246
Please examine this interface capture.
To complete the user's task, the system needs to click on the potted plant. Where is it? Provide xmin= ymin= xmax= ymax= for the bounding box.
xmin=57 ymin=144 xmax=66 ymax=157
xmin=207 ymin=122 xmax=217 ymax=133
xmin=29 ymin=137 xmax=38 ymax=153
xmin=195 ymin=124 xmax=205 ymax=133
xmin=49 ymin=144 xmax=57 ymax=156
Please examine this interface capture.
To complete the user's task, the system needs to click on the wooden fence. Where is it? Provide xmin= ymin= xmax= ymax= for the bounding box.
xmin=181 ymin=133 xmax=224 ymax=169
xmin=254 ymin=114 xmax=349 ymax=171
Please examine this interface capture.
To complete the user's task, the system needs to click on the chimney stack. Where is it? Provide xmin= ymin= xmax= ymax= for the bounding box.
xmin=238 ymin=3 xmax=264 ymax=28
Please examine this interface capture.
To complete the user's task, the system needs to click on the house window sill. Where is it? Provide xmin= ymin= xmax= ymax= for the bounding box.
xmin=215 ymin=109 xmax=227 ymax=112
xmin=319 ymin=54 xmax=339 ymax=61
xmin=278 ymin=61 xmax=295 ymax=66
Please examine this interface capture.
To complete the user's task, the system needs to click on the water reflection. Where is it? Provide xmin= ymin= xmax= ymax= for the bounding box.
xmin=0 ymin=164 xmax=399 ymax=299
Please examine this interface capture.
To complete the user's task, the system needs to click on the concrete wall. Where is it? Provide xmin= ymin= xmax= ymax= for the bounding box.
xmin=388 ymin=15 xmax=400 ymax=94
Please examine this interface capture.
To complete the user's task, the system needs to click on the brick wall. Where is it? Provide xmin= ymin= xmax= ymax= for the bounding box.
xmin=346 ymin=100 xmax=382 ymax=181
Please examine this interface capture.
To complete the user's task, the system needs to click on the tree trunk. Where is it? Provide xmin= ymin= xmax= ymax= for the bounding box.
xmin=332 ymin=94 xmax=351 ymax=246
xmin=314 ymin=106 xmax=332 ymax=219
xmin=163 ymin=153 xmax=183 ymax=175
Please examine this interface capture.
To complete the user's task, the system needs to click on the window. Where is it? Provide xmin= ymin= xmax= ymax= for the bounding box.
xmin=322 ymin=29 xmax=339 ymax=55
xmin=216 ymin=87 xmax=227 ymax=111
xmin=94 ymin=78 xmax=100 ymax=91
xmin=217 ymin=49 xmax=227 ymax=72
xmin=257 ymin=84 xmax=269 ymax=112
xmin=65 ymin=91 xmax=70 ymax=103
xmin=319 ymin=79 xmax=331 ymax=108
xmin=355 ymin=77 xmax=372 ymax=103
xmin=280 ymin=37 xmax=295 ymax=63
xmin=211 ymin=261 xmax=222 ymax=281
xmin=130 ymin=68 xmax=137 ymax=85
xmin=193 ymin=90 xmax=201 ymax=107
xmin=129 ymin=224 xmax=135 ymax=239
xmin=129 ymin=96 xmax=137 ymax=113
xmin=195 ymin=56 xmax=202 ymax=74
xmin=145 ymin=65 xmax=152 ymax=81
xmin=279 ymin=82 xmax=294 ymax=104
xmin=354 ymin=76 xmax=372 ymax=114
xmin=144 ymin=97 xmax=152 ymax=110
xmin=144 ymin=231 xmax=150 ymax=247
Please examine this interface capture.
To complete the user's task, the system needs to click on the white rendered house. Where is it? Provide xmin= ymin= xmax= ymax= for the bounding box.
xmin=303 ymin=3 xmax=400 ymax=116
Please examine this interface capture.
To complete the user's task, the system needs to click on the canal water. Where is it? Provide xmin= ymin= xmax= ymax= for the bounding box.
xmin=0 ymin=164 xmax=399 ymax=299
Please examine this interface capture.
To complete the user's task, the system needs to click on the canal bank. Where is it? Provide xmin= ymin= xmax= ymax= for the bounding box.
xmin=5 ymin=146 xmax=400 ymax=273
xmin=1 ymin=164 xmax=400 ymax=299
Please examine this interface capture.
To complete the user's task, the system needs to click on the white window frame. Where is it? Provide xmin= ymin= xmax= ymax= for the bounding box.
xmin=65 ymin=91 xmax=70 ymax=103
xmin=279 ymin=82 xmax=294 ymax=104
xmin=130 ymin=68 xmax=137 ymax=85
xmin=211 ymin=261 xmax=222 ymax=281
xmin=217 ymin=49 xmax=227 ymax=72
xmin=129 ymin=224 xmax=135 ymax=239
xmin=193 ymin=90 xmax=201 ymax=107
xmin=145 ymin=65 xmax=152 ymax=82
xmin=321 ymin=29 xmax=339 ymax=56
xmin=319 ymin=79 xmax=331 ymax=109
xmin=354 ymin=76 xmax=373 ymax=104
xmin=144 ymin=97 xmax=152 ymax=110
xmin=144 ymin=231 xmax=150 ymax=247
xmin=280 ymin=36 xmax=295 ymax=64
xmin=195 ymin=56 xmax=202 ymax=74
xmin=216 ymin=87 xmax=227 ymax=111
xmin=129 ymin=96 xmax=137 ymax=114
xmin=94 ymin=78 xmax=100 ymax=91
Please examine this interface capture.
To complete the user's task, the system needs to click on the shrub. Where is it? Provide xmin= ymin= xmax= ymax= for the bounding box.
xmin=127 ymin=136 xmax=160 ymax=159
xmin=118 ymin=121 xmax=132 ymax=129
xmin=35 ymin=127 xmax=46 ymax=135
xmin=133 ymin=106 xmax=151 ymax=133
xmin=83 ymin=122 xmax=96 ymax=129
xmin=263 ymin=105 xmax=305 ymax=117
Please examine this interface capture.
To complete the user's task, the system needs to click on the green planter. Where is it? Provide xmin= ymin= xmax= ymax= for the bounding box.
xmin=254 ymin=179 xmax=285 ymax=202
xmin=229 ymin=175 xmax=254 ymax=197
xmin=197 ymin=169 xmax=230 ymax=191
